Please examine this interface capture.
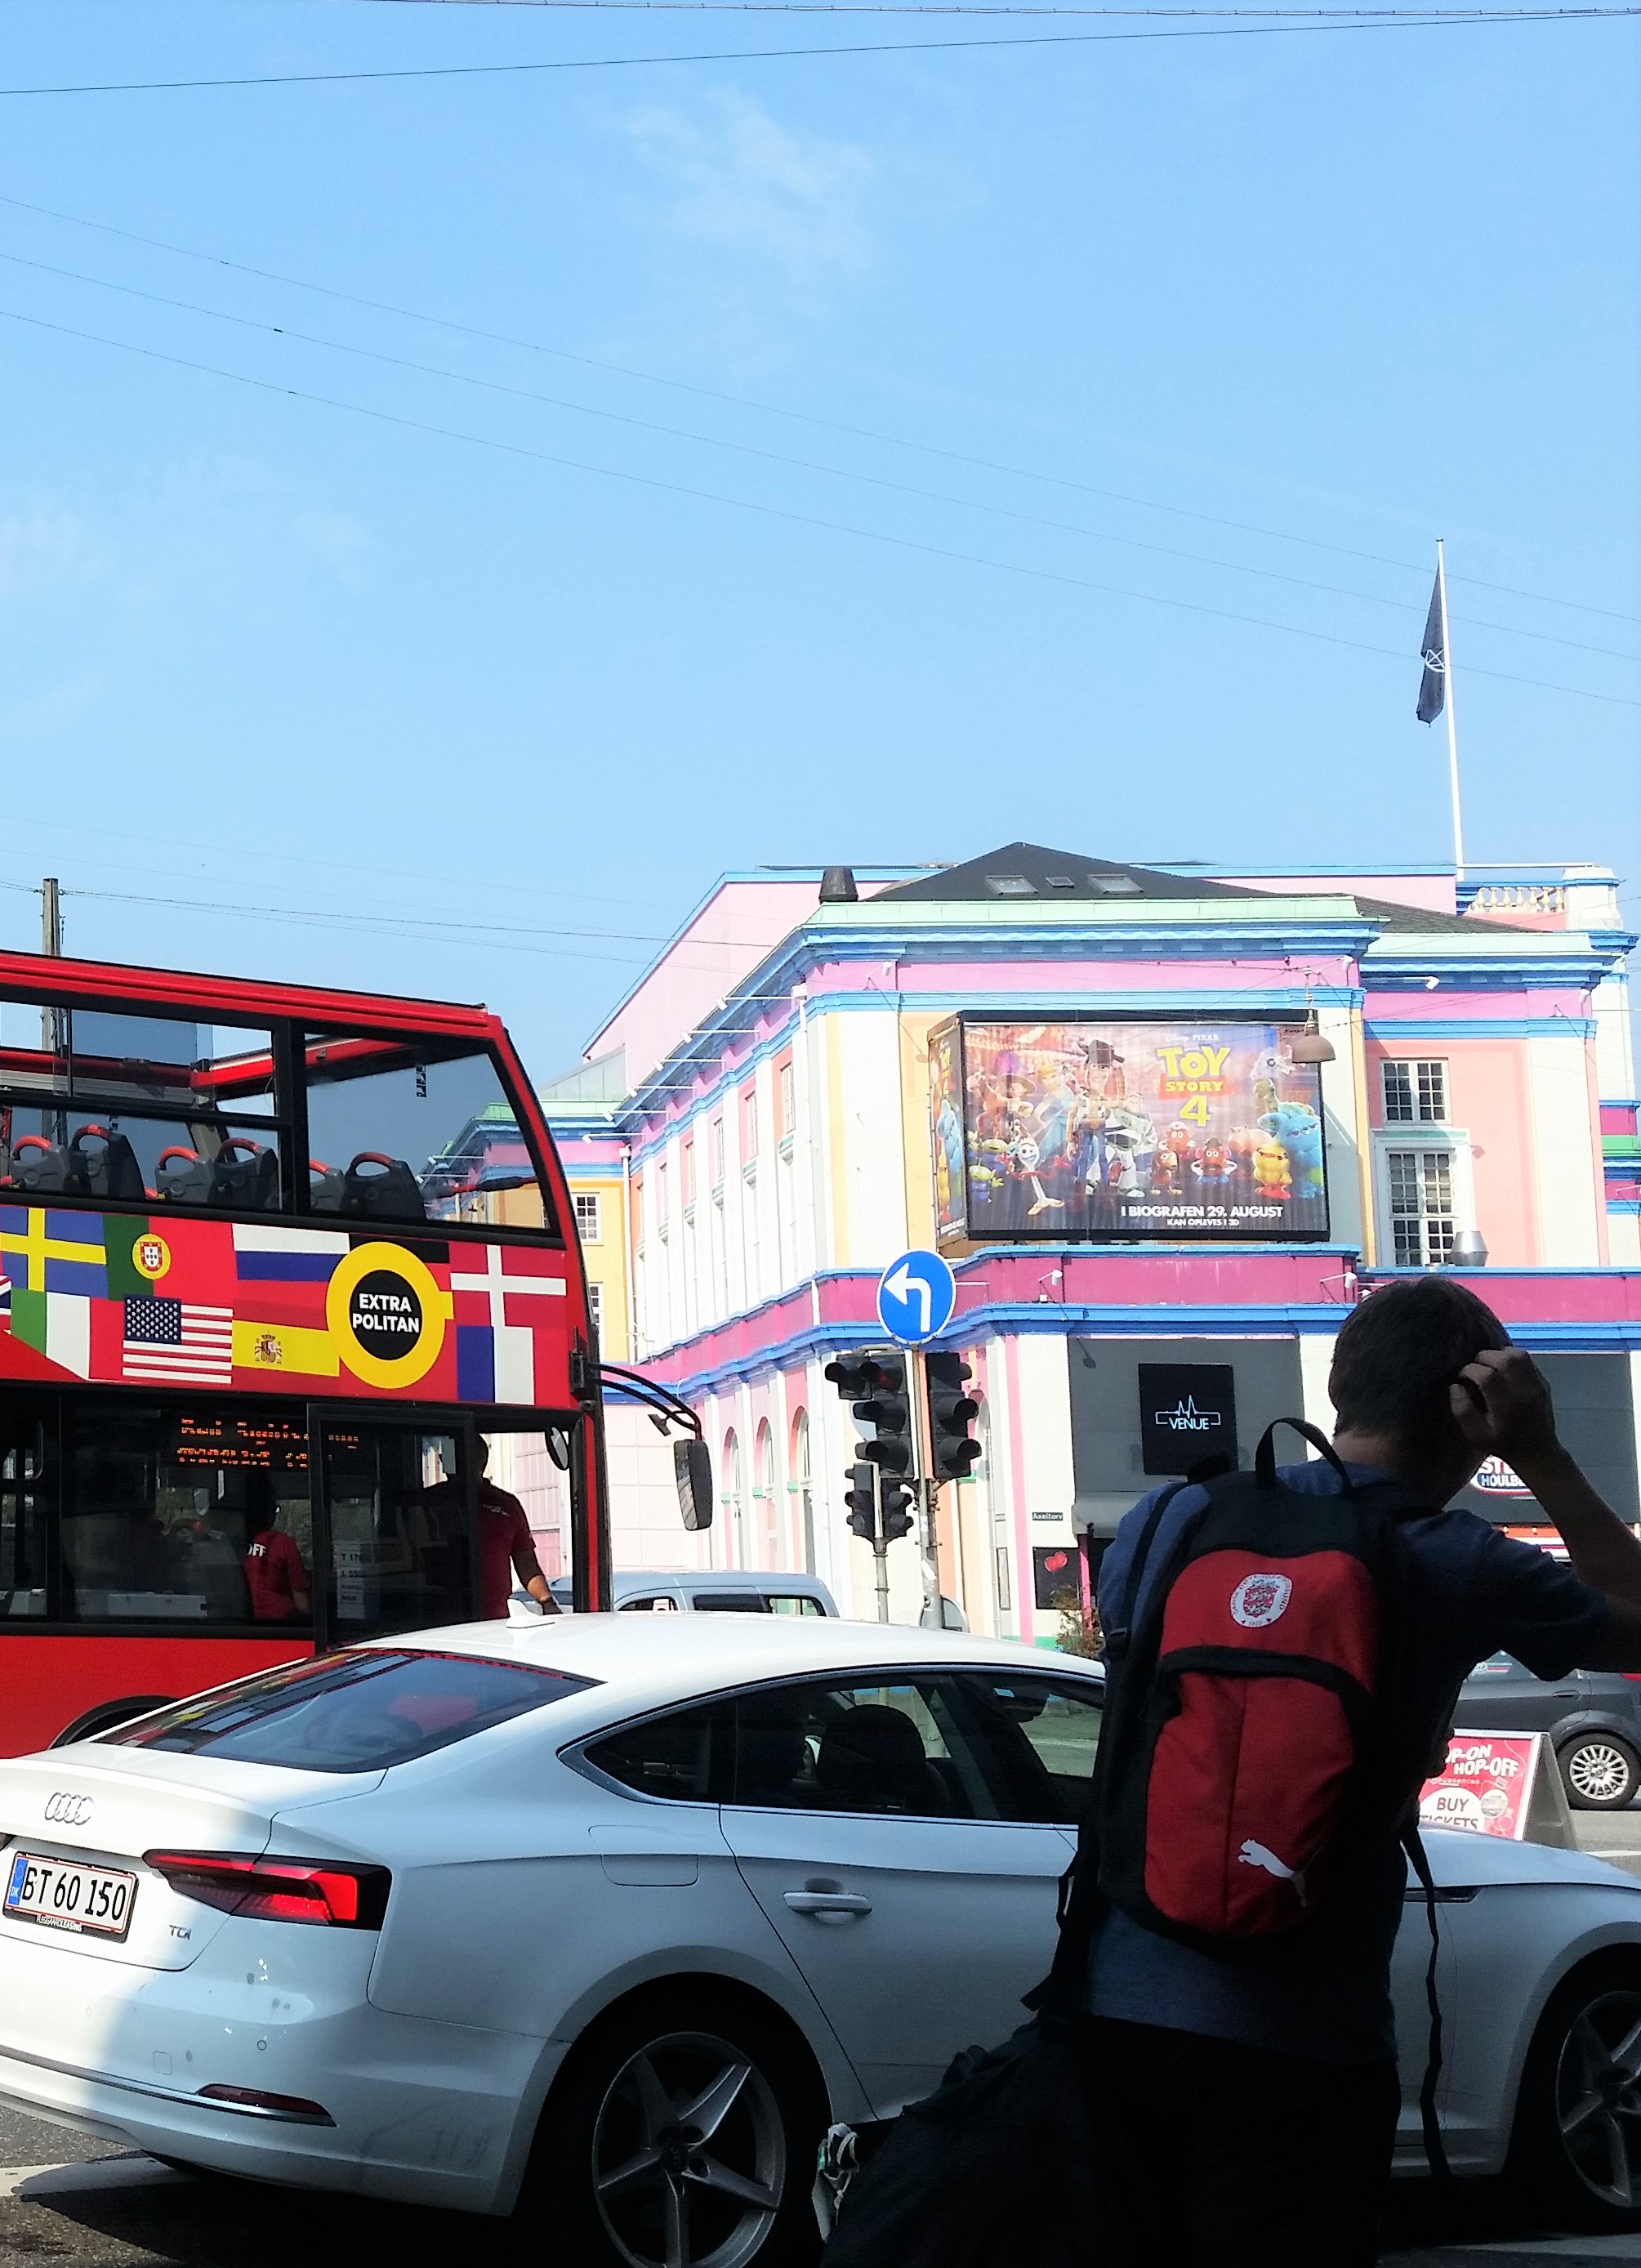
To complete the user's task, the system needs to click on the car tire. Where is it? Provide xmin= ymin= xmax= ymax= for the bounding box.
xmin=524 ymin=1988 xmax=824 ymax=2268
xmin=1558 ymin=1733 xmax=1640 ymax=1810
xmin=1509 ymin=1955 xmax=1641 ymax=2231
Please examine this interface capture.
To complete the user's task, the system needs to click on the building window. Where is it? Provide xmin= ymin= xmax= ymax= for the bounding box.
xmin=1383 ymin=1060 xmax=1448 ymax=1124
xmin=680 ymin=1136 xmax=695 ymax=1212
xmin=1387 ymin=1149 xmax=1457 ymax=1266
xmin=740 ymin=1082 xmax=759 ymax=1164
xmin=587 ymin=1280 xmax=603 ymax=1335
xmin=776 ymin=1056 xmax=796 ymax=1146
xmin=573 ymin=1192 xmax=602 ymax=1243
xmin=791 ymin=1409 xmax=814 ymax=1574
xmin=710 ymin=1115 xmax=726 ymax=1191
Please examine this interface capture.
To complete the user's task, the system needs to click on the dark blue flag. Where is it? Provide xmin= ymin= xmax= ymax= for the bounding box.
xmin=1416 ymin=570 xmax=1446 ymax=723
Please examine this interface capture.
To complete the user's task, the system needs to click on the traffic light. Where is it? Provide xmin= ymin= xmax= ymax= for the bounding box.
xmin=878 ymin=1481 xmax=916 ymax=1543
xmin=845 ymin=1462 xmax=878 ymax=1542
xmin=854 ymin=1355 xmax=911 ymax=1482
xmin=926 ymin=1350 xmax=982 ymax=1482
xmin=828 ymin=1350 xmax=916 ymax=1548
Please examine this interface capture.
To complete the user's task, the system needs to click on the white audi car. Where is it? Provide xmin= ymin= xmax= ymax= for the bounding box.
xmin=2 ymin=1616 xmax=1641 ymax=2268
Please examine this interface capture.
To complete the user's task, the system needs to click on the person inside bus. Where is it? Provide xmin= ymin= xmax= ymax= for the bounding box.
xmin=243 ymin=1483 xmax=311 ymax=1624
xmin=421 ymin=1438 xmax=559 ymax=1620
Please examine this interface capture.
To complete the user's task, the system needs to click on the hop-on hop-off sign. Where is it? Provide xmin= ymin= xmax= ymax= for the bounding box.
xmin=876 ymin=1249 xmax=957 ymax=1348
xmin=1419 ymin=1730 xmax=1573 ymax=1846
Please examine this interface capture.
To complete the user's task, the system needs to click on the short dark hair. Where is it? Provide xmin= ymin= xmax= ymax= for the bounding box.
xmin=1329 ymin=1276 xmax=1511 ymax=1456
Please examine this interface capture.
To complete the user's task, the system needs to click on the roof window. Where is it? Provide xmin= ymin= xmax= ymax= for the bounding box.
xmin=985 ymin=876 xmax=1037 ymax=898
xmin=1089 ymin=873 xmax=1143 ymax=895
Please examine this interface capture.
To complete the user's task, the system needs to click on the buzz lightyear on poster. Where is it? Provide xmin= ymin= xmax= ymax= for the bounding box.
xmin=946 ymin=1019 xmax=1330 ymax=1243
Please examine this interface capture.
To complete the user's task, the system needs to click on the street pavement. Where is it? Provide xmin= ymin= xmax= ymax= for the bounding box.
xmin=4 ymin=1808 xmax=1641 ymax=2267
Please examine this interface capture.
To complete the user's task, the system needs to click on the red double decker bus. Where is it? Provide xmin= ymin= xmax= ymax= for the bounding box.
xmin=0 ymin=946 xmax=612 ymax=1756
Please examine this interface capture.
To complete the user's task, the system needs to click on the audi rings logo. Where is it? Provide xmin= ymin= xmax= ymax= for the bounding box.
xmin=43 ymin=1792 xmax=94 ymax=1828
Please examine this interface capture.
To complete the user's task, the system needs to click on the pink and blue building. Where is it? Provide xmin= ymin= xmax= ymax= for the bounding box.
xmin=537 ymin=843 xmax=1640 ymax=1639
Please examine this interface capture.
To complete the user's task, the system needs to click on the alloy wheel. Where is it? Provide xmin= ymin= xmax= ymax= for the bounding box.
xmin=1565 ymin=1742 xmax=1635 ymax=1807
xmin=1554 ymin=1989 xmax=1641 ymax=2208
xmin=591 ymin=2028 xmax=787 ymax=2268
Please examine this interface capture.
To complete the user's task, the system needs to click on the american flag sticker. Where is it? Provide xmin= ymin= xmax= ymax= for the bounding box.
xmin=123 ymin=1296 xmax=234 ymax=1386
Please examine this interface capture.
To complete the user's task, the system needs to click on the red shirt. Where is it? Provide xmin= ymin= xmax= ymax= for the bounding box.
xmin=244 ymin=1529 xmax=308 ymax=1622
xmin=477 ymin=1485 xmax=539 ymax=1618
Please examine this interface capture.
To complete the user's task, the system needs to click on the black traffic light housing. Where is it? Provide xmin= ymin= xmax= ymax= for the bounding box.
xmin=828 ymin=1349 xmax=916 ymax=1547
xmin=925 ymin=1349 xmax=982 ymax=1483
xmin=845 ymin=1462 xmax=878 ymax=1542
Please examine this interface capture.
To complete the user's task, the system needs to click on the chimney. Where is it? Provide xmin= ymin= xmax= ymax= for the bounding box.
xmin=819 ymin=866 xmax=858 ymax=904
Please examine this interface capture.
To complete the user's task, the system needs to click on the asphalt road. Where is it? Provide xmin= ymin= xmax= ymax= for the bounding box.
xmin=6 ymin=1810 xmax=1641 ymax=2267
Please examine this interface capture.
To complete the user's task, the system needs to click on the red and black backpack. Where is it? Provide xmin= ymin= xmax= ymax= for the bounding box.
xmin=1089 ymin=1419 xmax=1441 ymax=1955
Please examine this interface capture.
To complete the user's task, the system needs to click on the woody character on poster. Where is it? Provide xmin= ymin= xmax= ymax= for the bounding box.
xmin=930 ymin=1018 xmax=1330 ymax=1243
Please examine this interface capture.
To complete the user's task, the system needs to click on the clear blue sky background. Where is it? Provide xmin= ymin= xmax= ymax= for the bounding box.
xmin=2 ymin=0 xmax=1636 ymax=1080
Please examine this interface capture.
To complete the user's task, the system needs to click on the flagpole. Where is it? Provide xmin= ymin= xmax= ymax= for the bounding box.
xmin=1436 ymin=537 xmax=1465 ymax=881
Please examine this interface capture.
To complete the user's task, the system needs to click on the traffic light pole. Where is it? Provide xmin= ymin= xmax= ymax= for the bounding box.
xmin=870 ymin=1468 xmax=891 ymax=1624
xmin=906 ymin=1348 xmax=942 ymax=1627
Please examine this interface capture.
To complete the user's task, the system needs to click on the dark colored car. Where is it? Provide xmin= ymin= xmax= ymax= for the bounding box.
xmin=1457 ymin=1651 xmax=1641 ymax=1809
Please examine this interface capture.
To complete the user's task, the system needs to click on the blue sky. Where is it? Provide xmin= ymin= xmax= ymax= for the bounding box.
xmin=2 ymin=0 xmax=1636 ymax=1080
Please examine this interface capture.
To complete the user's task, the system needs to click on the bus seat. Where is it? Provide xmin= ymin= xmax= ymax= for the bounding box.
xmin=70 ymin=1127 xmax=146 ymax=1204
xmin=341 ymin=1153 xmax=428 ymax=1223
xmin=155 ymin=1147 xmax=213 ymax=1205
xmin=212 ymin=1141 xmax=279 ymax=1211
xmin=308 ymin=1160 xmax=345 ymax=1213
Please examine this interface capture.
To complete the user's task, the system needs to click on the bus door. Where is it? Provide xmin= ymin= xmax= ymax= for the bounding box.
xmin=310 ymin=1409 xmax=478 ymax=1647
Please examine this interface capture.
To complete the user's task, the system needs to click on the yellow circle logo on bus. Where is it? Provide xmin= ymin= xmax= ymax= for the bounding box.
xmin=327 ymin=1242 xmax=451 ymax=1391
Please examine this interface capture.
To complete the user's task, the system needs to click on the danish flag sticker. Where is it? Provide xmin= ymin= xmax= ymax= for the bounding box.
xmin=1229 ymin=1572 xmax=1293 ymax=1628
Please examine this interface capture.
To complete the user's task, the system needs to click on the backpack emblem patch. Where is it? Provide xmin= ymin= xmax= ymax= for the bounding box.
xmin=1229 ymin=1572 xmax=1292 ymax=1627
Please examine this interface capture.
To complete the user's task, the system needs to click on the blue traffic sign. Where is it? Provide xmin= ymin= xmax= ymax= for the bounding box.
xmin=876 ymin=1248 xmax=957 ymax=1346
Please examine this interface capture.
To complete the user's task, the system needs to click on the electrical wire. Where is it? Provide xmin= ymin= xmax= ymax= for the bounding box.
xmin=5 ymin=244 xmax=1630 ymax=662
xmin=2 ymin=8 xmax=1634 ymax=96
xmin=5 ymin=300 xmax=1635 ymax=705
xmin=1 ymin=193 xmax=1628 ymax=627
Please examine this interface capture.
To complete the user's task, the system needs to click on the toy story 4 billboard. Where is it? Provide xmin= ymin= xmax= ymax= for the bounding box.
xmin=930 ymin=1018 xmax=1329 ymax=1243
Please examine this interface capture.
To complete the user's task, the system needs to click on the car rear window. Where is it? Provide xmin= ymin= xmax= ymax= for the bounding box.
xmin=101 ymin=1650 xmax=594 ymax=1771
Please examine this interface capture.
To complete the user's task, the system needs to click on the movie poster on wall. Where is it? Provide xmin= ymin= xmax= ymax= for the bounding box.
xmin=939 ymin=1020 xmax=1330 ymax=1243
xmin=929 ymin=1018 xmax=967 ymax=1239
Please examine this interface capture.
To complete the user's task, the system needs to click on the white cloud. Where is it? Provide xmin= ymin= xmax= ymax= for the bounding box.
xmin=622 ymin=92 xmax=876 ymax=287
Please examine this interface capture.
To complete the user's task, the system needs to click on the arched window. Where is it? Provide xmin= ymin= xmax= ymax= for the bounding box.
xmin=754 ymin=1419 xmax=778 ymax=1569
xmin=789 ymin=1409 xmax=814 ymax=1574
xmin=722 ymin=1427 xmax=744 ymax=1567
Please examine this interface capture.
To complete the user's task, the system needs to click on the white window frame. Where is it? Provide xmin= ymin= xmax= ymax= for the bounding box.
xmin=573 ymin=1191 xmax=602 ymax=1244
xmin=1372 ymin=1132 xmax=1476 ymax=1268
xmin=586 ymin=1279 xmax=604 ymax=1333
xmin=1380 ymin=1058 xmax=1449 ymax=1126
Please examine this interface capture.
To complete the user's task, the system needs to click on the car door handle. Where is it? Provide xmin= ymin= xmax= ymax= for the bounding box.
xmin=783 ymin=1891 xmax=873 ymax=1919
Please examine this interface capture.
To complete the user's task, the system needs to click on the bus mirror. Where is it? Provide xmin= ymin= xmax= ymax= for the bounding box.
xmin=475 ymin=1167 xmax=530 ymax=1193
xmin=675 ymin=1439 xmax=713 ymax=1532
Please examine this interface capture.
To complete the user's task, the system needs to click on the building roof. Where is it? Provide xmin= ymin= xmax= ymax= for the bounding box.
xmin=875 ymin=842 xmax=1260 ymax=905
xmin=875 ymin=840 xmax=1529 ymax=935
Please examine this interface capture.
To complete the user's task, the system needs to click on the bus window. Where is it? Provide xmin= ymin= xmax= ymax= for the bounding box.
xmin=1 ymin=1404 xmax=50 ymax=1618
xmin=57 ymin=1400 xmax=311 ymax=1627
xmin=321 ymin=1422 xmax=475 ymax=1639
xmin=0 ymin=997 xmax=283 ymax=1212
xmin=302 ymin=1036 xmax=550 ymax=1231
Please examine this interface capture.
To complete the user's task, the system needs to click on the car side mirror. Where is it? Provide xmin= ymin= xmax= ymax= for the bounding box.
xmin=675 ymin=1439 xmax=713 ymax=1532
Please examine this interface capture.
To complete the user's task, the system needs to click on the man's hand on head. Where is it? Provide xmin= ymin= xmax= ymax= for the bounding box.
xmin=1449 ymin=1348 xmax=1560 ymax=1475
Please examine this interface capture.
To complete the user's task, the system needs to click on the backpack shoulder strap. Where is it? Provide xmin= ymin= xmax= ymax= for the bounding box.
xmin=1400 ymin=1822 xmax=1453 ymax=2183
xmin=1253 ymin=1418 xmax=1357 ymax=1492
xmin=1109 ymin=1477 xmax=1196 ymax=1651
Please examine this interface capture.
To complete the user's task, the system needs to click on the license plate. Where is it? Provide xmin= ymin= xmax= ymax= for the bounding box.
xmin=4 ymin=1850 xmax=136 ymax=1941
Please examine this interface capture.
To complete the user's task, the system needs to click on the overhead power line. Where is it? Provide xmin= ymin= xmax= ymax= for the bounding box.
xmin=2 ymin=190 xmax=1628 ymax=627
xmin=4 ymin=301 xmax=1635 ymax=706
xmin=8 ymin=243 xmax=1629 ymax=662
xmin=1 ymin=8 xmax=1635 ymax=96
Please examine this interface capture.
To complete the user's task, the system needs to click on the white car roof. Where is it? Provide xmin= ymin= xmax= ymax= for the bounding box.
xmin=363 ymin=1614 xmax=1099 ymax=1719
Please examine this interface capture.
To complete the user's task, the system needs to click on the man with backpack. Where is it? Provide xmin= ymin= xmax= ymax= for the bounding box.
xmin=1057 ymin=1275 xmax=1641 ymax=2268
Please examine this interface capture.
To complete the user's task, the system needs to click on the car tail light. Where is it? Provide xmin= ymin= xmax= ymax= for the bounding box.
xmin=143 ymin=1851 xmax=390 ymax=1929
xmin=197 ymin=2084 xmax=335 ymax=2124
